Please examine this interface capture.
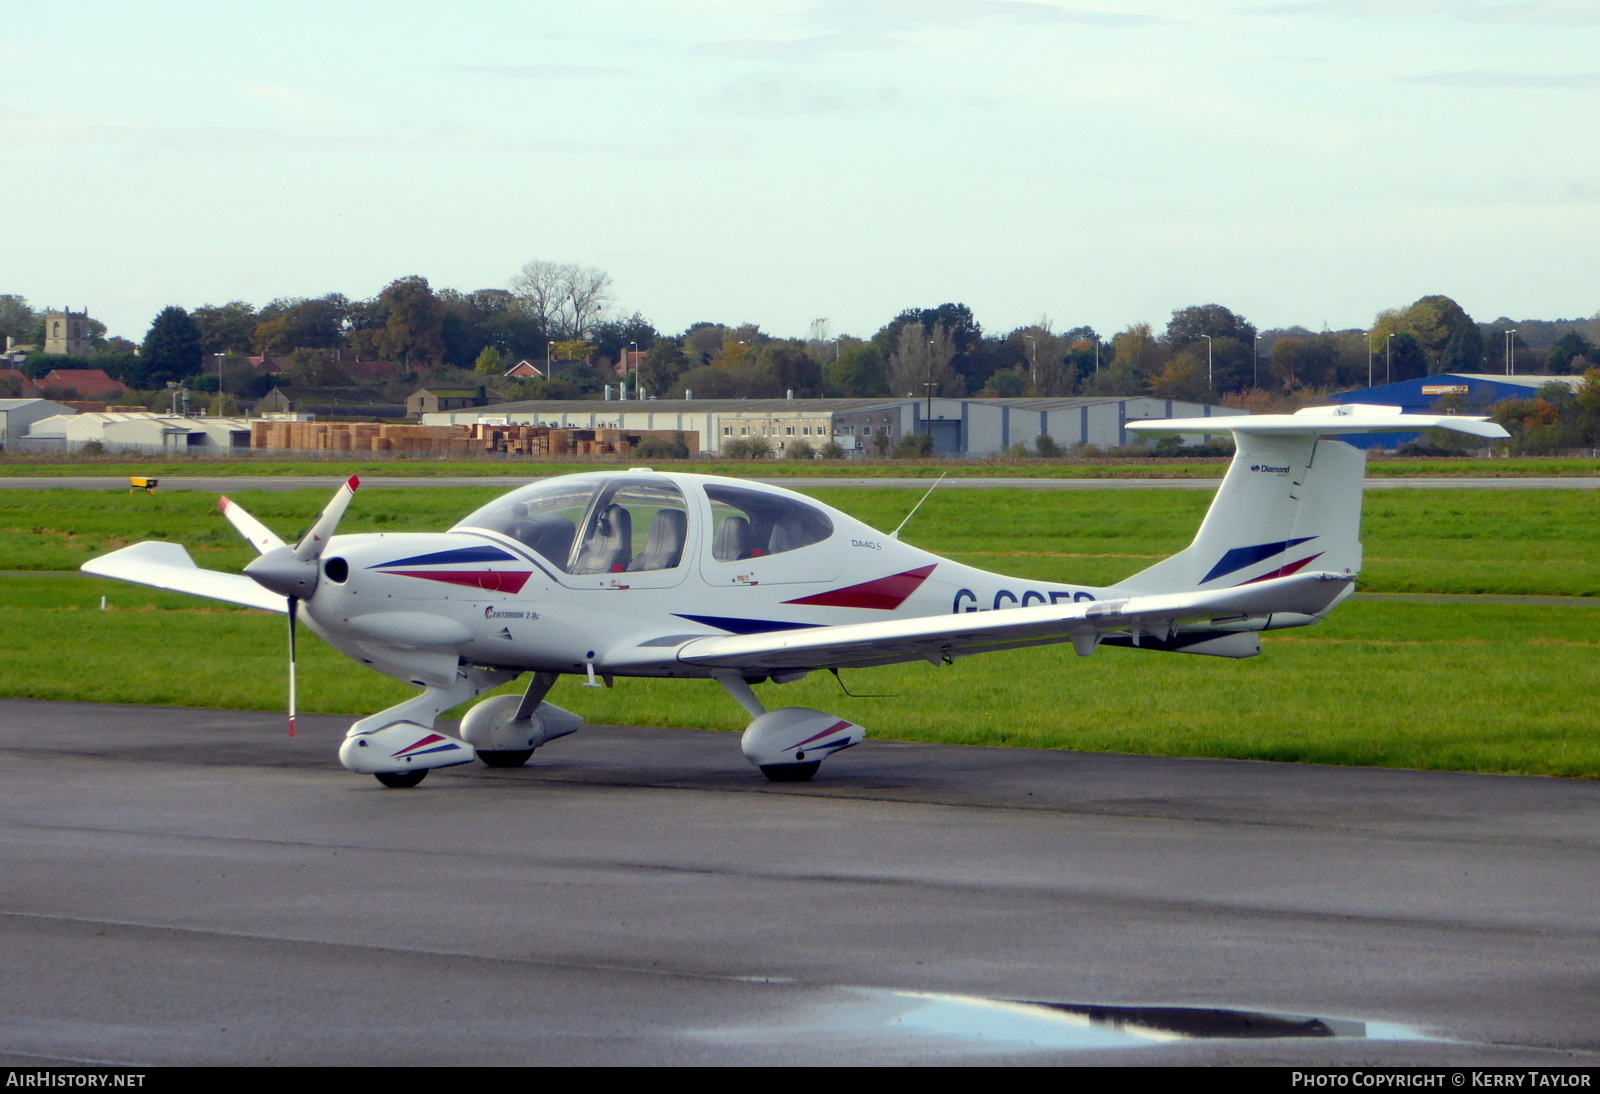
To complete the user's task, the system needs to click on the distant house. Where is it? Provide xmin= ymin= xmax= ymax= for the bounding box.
xmin=37 ymin=369 xmax=127 ymax=398
xmin=406 ymin=388 xmax=483 ymax=418
xmin=255 ymin=387 xmax=294 ymax=414
xmin=504 ymin=360 xmax=544 ymax=380
xmin=248 ymin=355 xmax=295 ymax=375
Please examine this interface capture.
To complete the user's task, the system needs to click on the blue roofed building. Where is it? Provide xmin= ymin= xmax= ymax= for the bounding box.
xmin=1325 ymin=373 xmax=1583 ymax=449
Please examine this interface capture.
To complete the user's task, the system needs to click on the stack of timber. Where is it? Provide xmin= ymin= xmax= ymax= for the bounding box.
xmin=250 ymin=420 xmax=697 ymax=458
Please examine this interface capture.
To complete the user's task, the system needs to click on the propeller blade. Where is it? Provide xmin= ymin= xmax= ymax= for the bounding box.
xmin=287 ymin=596 xmax=298 ymax=738
xmin=293 ymin=475 xmax=360 ymax=563
xmin=218 ymin=496 xmax=286 ymax=555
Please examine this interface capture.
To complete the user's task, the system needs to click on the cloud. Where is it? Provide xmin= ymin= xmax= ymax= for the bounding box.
xmin=1405 ymin=69 xmax=1600 ymax=87
xmin=699 ymin=77 xmax=900 ymax=116
xmin=691 ymin=1 xmax=1163 ymax=62
xmin=448 ymin=64 xmax=632 ymax=79
xmin=1254 ymin=0 xmax=1600 ymax=22
xmin=690 ymin=33 xmax=897 ymax=61
xmin=237 ymin=82 xmax=344 ymax=123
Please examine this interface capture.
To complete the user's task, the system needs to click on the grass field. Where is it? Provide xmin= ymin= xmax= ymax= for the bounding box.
xmin=5 ymin=484 xmax=1599 ymax=595
xmin=2 ymin=483 xmax=1598 ymax=776
xmin=4 ymin=454 xmax=1600 ymax=479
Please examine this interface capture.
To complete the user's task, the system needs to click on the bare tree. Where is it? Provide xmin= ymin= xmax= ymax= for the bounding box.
xmin=807 ymin=317 xmax=832 ymax=365
xmin=509 ymin=261 xmax=614 ymax=340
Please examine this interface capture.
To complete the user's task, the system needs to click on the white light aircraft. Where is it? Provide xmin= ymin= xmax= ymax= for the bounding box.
xmin=82 ymin=404 xmax=1507 ymax=788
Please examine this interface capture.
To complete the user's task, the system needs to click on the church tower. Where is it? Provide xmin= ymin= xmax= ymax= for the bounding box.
xmin=44 ymin=308 xmax=93 ymax=357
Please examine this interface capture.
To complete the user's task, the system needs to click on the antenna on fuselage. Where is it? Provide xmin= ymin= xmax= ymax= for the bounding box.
xmin=888 ymin=473 xmax=947 ymax=540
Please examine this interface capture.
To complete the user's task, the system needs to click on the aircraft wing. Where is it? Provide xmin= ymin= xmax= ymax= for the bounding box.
xmin=81 ymin=541 xmax=288 ymax=613
xmin=664 ymin=570 xmax=1353 ymax=674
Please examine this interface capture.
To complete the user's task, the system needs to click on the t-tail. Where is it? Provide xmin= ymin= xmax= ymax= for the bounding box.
xmin=1116 ymin=404 xmax=1508 ymax=599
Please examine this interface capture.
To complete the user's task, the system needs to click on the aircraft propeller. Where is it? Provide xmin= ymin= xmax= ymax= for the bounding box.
xmin=223 ymin=476 xmax=361 ymax=737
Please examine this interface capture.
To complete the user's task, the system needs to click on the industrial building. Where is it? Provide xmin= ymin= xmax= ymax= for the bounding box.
xmin=0 ymin=399 xmax=77 ymax=449
xmin=421 ymin=395 xmax=1246 ymax=457
xmin=1327 ymin=373 xmax=1581 ymax=448
xmin=23 ymin=411 xmax=253 ymax=454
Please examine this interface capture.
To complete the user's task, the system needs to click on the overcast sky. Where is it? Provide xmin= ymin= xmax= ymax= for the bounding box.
xmin=5 ymin=0 xmax=1597 ymax=342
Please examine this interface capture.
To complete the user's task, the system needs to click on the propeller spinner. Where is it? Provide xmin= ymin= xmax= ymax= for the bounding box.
xmin=224 ymin=475 xmax=361 ymax=737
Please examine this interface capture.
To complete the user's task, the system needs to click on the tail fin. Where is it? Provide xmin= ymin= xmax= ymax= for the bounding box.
xmin=1115 ymin=404 xmax=1507 ymax=595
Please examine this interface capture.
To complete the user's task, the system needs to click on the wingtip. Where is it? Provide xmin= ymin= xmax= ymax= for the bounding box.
xmin=218 ymin=496 xmax=230 ymax=512
xmin=347 ymin=474 xmax=361 ymax=491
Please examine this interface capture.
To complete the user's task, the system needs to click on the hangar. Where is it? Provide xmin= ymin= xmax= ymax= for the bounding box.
xmin=422 ymin=395 xmax=1246 ymax=457
xmin=1326 ymin=373 xmax=1582 ymax=449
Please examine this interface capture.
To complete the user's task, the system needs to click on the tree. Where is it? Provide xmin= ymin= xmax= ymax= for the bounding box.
xmin=284 ymin=348 xmax=351 ymax=387
xmin=641 ymin=336 xmax=689 ymax=393
xmin=0 ymin=295 xmax=36 ymax=344
xmin=192 ymin=301 xmax=259 ymax=355
xmin=888 ymin=323 xmax=964 ymax=398
xmin=764 ymin=343 xmax=824 ymax=398
xmin=374 ymin=277 xmax=446 ymax=367
xmin=1370 ymin=295 xmax=1478 ymax=374
xmin=510 ymin=260 xmax=613 ymax=340
xmin=474 ymin=346 xmax=506 ymax=375
xmin=786 ymin=438 xmax=817 ymax=460
xmin=1164 ymin=304 xmax=1256 ymax=349
xmin=1547 ymin=332 xmax=1595 ymax=375
xmin=821 ymin=343 xmax=883 ymax=396
xmin=142 ymin=306 xmax=204 ymax=380
xmin=1269 ymin=336 xmax=1340 ymax=389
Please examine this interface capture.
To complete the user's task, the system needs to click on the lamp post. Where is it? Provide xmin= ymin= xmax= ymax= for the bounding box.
xmin=926 ymin=339 xmax=937 ymax=428
xmin=1094 ymin=335 xmax=1100 ymax=374
xmin=1386 ymin=334 xmax=1395 ymax=384
xmin=215 ymin=353 xmax=226 ymax=415
xmin=1367 ymin=334 xmax=1374 ymax=388
xmin=1506 ymin=329 xmax=1518 ymax=376
xmin=1253 ymin=331 xmax=1260 ymax=389
xmin=1024 ymin=334 xmax=1037 ymax=392
xmin=547 ymin=340 xmax=555 ymax=377
xmin=1200 ymin=334 xmax=1214 ymax=390
xmin=628 ymin=340 xmax=639 ymax=397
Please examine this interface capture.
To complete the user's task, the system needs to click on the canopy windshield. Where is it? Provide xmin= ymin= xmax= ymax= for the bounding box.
xmin=455 ymin=476 xmax=689 ymax=575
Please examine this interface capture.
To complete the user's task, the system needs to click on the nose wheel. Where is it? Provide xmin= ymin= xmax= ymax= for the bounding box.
xmin=759 ymin=761 xmax=821 ymax=783
xmin=375 ymin=769 xmax=428 ymax=789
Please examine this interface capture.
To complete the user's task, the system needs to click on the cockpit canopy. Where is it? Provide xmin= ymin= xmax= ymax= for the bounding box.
xmin=454 ymin=475 xmax=833 ymax=575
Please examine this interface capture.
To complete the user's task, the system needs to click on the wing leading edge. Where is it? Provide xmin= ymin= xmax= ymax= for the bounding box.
xmin=661 ymin=570 xmax=1353 ymax=674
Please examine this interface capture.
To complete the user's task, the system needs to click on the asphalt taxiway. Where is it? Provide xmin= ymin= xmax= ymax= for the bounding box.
xmin=5 ymin=474 xmax=1600 ymax=491
xmin=1 ymin=698 xmax=1597 ymax=1066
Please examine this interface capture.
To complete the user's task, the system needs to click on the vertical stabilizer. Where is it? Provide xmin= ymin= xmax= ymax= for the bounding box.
xmin=1115 ymin=435 xmax=1364 ymax=594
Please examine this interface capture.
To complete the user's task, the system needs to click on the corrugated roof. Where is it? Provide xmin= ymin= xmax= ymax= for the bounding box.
xmin=476 ymin=395 xmax=1216 ymax=415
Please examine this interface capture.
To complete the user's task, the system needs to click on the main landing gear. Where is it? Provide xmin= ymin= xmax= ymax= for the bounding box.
xmin=340 ymin=667 xmax=589 ymax=788
xmin=716 ymin=675 xmax=865 ymax=783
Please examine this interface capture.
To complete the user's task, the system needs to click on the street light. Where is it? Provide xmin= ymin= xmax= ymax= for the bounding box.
xmin=1024 ymin=334 xmax=1037 ymax=392
xmin=547 ymin=340 xmax=555 ymax=377
xmin=1093 ymin=335 xmax=1100 ymax=375
xmin=1200 ymin=334 xmax=1214 ymax=390
xmin=1253 ymin=331 xmax=1261 ymax=389
xmin=1506 ymin=329 xmax=1518 ymax=376
xmin=628 ymin=340 xmax=639 ymax=397
xmin=1366 ymin=333 xmax=1374 ymax=388
xmin=1386 ymin=334 xmax=1395 ymax=385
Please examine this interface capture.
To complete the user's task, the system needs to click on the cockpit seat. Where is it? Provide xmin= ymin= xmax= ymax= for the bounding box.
xmin=627 ymin=508 xmax=687 ymax=572
xmin=713 ymin=514 xmax=752 ymax=561
xmin=573 ymin=504 xmax=632 ymax=574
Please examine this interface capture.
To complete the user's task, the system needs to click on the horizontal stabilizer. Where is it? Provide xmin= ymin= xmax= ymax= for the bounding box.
xmin=662 ymin=570 xmax=1352 ymax=674
xmin=81 ymin=541 xmax=287 ymax=613
xmin=1129 ymin=403 xmax=1509 ymax=439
